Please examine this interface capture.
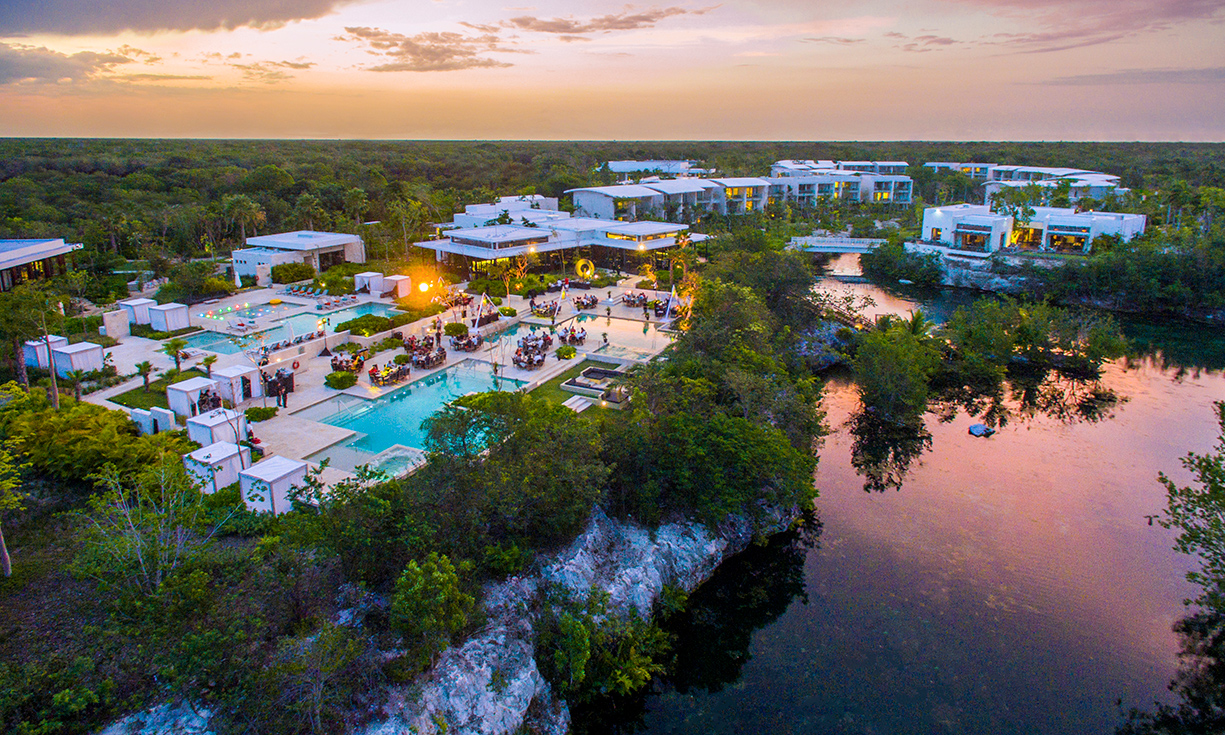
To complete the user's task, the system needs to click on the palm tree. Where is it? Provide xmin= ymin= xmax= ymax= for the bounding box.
xmin=162 ymin=337 xmax=189 ymax=371
xmin=294 ymin=192 xmax=327 ymax=231
xmin=344 ymin=188 xmax=369 ymax=229
xmin=135 ymin=360 xmax=154 ymax=392
xmin=222 ymin=194 xmax=266 ymax=245
xmin=65 ymin=369 xmax=87 ymax=402
xmin=201 ymin=354 xmax=217 ymax=378
xmin=903 ymin=310 xmax=935 ymax=340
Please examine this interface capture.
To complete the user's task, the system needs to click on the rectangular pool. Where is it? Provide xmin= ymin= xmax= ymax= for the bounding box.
xmin=175 ymin=303 xmax=411 ymax=356
xmin=302 ymin=361 xmax=525 ymax=472
xmin=195 ymin=301 xmax=301 ymax=321
xmin=177 ymin=329 xmax=253 ymax=355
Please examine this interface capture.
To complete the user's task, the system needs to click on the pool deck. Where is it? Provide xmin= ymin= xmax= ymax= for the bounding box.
xmin=86 ymin=278 xmax=676 ymax=481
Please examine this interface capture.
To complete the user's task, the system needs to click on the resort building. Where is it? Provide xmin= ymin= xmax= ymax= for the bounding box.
xmin=416 ymin=215 xmax=695 ymax=276
xmin=451 ymin=195 xmax=563 ymax=228
xmin=605 ymin=160 xmax=712 ymax=181
xmin=569 ymin=185 xmax=666 ymax=221
xmin=920 ymin=204 xmax=1147 ymax=254
xmin=231 ymin=231 xmax=365 ymax=278
xmin=982 ymin=166 xmax=1125 ymax=203
xmin=923 ymin=162 xmax=998 ymax=180
xmin=0 ymin=238 xmax=82 ymax=292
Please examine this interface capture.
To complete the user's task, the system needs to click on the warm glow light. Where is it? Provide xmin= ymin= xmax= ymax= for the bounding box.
xmin=529 ymin=246 xmax=536 ymax=253
xmin=419 ymin=282 xmax=431 ymax=292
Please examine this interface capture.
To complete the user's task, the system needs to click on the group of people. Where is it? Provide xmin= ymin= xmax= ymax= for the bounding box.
xmin=529 ymin=297 xmax=561 ymax=317
xmin=572 ymin=294 xmax=598 ymax=310
xmin=330 ymin=348 xmax=369 ymax=373
xmin=368 ymin=361 xmax=411 ymax=387
xmin=194 ymin=388 xmax=222 ymax=413
xmin=558 ymin=326 xmax=587 ymax=345
xmin=436 ymin=292 xmax=473 ymax=309
xmin=512 ymin=331 xmax=553 ymax=370
xmin=262 ymin=368 xmax=295 ymax=408
xmin=412 ymin=348 xmax=447 ymax=369
xmin=621 ymin=292 xmax=650 ymax=308
xmin=450 ymin=333 xmax=484 ymax=352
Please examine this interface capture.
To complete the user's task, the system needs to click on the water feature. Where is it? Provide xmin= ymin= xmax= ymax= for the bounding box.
xmin=582 ymin=270 xmax=1225 ymax=735
xmin=301 ymin=361 xmax=525 ymax=472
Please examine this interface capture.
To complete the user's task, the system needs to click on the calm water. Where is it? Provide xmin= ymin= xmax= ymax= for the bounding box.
xmin=601 ymin=275 xmax=1225 ymax=735
xmin=177 ymin=302 xmax=404 ymax=355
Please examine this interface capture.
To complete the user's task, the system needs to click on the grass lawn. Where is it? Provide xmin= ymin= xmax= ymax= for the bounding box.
xmin=109 ymin=368 xmax=208 ymax=410
xmin=531 ymin=358 xmax=625 ymax=413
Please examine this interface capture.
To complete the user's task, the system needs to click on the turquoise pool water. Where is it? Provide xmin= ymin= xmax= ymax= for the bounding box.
xmin=305 ymin=362 xmax=525 ymax=470
xmin=177 ymin=302 xmax=409 ymax=355
xmin=195 ymin=301 xmax=301 ymax=321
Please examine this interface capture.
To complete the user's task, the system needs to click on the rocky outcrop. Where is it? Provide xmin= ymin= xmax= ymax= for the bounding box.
xmin=95 ymin=508 xmax=791 ymax=735
xmin=364 ymin=507 xmax=791 ymax=735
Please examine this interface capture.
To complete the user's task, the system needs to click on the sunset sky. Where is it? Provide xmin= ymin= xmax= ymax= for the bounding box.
xmin=0 ymin=0 xmax=1222 ymax=140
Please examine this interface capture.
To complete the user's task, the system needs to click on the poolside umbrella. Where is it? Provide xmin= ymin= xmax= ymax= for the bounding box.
xmin=233 ymin=266 xmax=242 ymax=289
xmin=318 ymin=346 xmax=332 ymax=357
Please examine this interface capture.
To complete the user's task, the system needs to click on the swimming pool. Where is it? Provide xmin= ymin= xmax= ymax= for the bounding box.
xmin=177 ymin=330 xmax=251 ymax=355
xmin=195 ymin=301 xmax=301 ymax=321
xmin=174 ymin=303 xmax=411 ymax=356
xmin=302 ymin=361 xmax=525 ymax=472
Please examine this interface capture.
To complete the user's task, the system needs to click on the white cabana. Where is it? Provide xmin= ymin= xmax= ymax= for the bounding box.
xmin=50 ymin=342 xmax=104 ymax=378
xmin=184 ymin=442 xmax=251 ymax=494
xmin=149 ymin=302 xmax=190 ymax=332
xmin=239 ymin=456 xmax=308 ymax=515
xmin=354 ymin=272 xmax=384 ymax=294
xmin=23 ymin=335 xmax=67 ymax=368
xmin=383 ymin=275 xmax=411 ymax=299
xmin=186 ymin=408 xmax=247 ymax=446
xmin=118 ymin=297 xmax=156 ymax=326
xmin=213 ymin=364 xmax=263 ymax=405
xmin=167 ymin=376 xmax=221 ymax=418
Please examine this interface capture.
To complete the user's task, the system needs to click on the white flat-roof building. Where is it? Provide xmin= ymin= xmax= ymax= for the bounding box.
xmin=605 ymin=160 xmax=711 ymax=181
xmin=118 ymin=297 xmax=157 ymax=326
xmin=148 ymin=302 xmax=189 ymax=333
xmin=232 ymin=231 xmax=365 ymax=277
xmin=167 ymin=376 xmax=221 ymax=418
xmin=983 ymin=166 xmax=1126 ymax=204
xmin=239 ymin=456 xmax=308 ymax=515
xmin=923 ymin=162 xmax=998 ymax=180
xmin=185 ymin=441 xmax=251 ymax=494
xmin=212 ymin=365 xmax=263 ymax=406
xmin=921 ymin=204 xmax=1147 ymax=254
xmin=186 ymin=408 xmax=247 ymax=446
xmin=0 ymin=239 xmax=82 ymax=292
xmin=50 ymin=342 xmax=104 ymax=378
xmin=451 ymin=195 xmax=562 ymax=228
xmin=23 ymin=335 xmax=67 ymax=368
xmin=569 ymin=185 xmax=666 ymax=221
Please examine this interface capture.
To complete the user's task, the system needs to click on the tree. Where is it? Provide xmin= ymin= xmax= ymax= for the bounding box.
xmin=74 ymin=458 xmax=230 ymax=597
xmin=201 ymin=355 xmax=217 ymax=378
xmin=135 ymin=361 xmax=153 ymax=392
xmin=1161 ymin=401 xmax=1225 ymax=611
xmin=294 ymin=192 xmax=327 ymax=231
xmin=390 ymin=552 xmax=474 ymax=663
xmin=386 ymin=197 xmax=425 ymax=259
xmin=852 ymin=325 xmax=940 ymax=422
xmin=162 ymin=338 xmax=189 ymax=371
xmin=486 ymin=259 xmax=513 ymax=299
xmin=65 ymin=369 xmax=87 ymax=402
xmin=0 ymin=444 xmax=26 ymax=577
xmin=222 ymin=194 xmax=266 ymax=245
xmin=343 ymin=188 xmax=369 ymax=229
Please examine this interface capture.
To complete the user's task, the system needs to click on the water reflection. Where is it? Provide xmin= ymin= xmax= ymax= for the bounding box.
xmin=846 ymin=410 xmax=933 ymax=493
xmin=571 ymin=521 xmax=820 ymax=735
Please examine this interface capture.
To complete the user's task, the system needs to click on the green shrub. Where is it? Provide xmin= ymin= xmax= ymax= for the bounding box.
xmin=499 ymin=306 xmax=517 ymax=317
xmin=337 ymin=314 xmax=391 ymax=337
xmin=244 ymin=406 xmax=278 ymax=422
xmin=393 ymin=301 xmax=446 ymax=323
xmin=444 ymin=322 xmax=469 ymax=337
xmin=394 ymin=354 xmax=410 ymax=365
xmin=861 ymin=242 xmax=942 ymax=288
xmin=325 ymin=371 xmax=358 ymax=390
xmin=557 ymin=345 xmax=577 ymax=359
xmin=374 ymin=336 xmax=404 ymax=353
xmin=332 ymin=342 xmax=361 ymax=353
xmin=271 ymin=262 xmax=315 ymax=283
xmin=490 ymin=296 xmax=503 ymax=306
xmin=482 ymin=543 xmax=533 ymax=577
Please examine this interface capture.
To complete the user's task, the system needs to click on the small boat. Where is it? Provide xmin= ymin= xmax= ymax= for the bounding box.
xmin=968 ymin=424 xmax=995 ymax=438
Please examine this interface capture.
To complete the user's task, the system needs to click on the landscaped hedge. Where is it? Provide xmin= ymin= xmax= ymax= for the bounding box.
xmin=499 ymin=306 xmax=517 ymax=317
xmin=337 ymin=312 xmax=421 ymax=337
xmin=245 ymin=406 xmax=278 ymax=422
xmin=271 ymin=262 xmax=315 ymax=283
xmin=325 ymin=371 xmax=358 ymax=390
xmin=444 ymin=322 xmax=469 ymax=337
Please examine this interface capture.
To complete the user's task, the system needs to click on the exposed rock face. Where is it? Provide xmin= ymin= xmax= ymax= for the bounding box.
xmin=96 ymin=508 xmax=790 ymax=735
xmin=364 ymin=507 xmax=790 ymax=735
xmin=934 ymin=252 xmax=1030 ymax=294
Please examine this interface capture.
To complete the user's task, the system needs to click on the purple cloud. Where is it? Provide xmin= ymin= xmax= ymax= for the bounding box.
xmin=0 ymin=0 xmax=362 ymax=35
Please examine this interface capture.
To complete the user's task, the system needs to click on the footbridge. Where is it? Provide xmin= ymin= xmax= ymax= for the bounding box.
xmin=788 ymin=236 xmax=887 ymax=254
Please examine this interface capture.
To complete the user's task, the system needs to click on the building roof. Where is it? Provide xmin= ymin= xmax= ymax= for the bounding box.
xmin=710 ymin=177 xmax=771 ymax=187
xmin=241 ymin=455 xmax=307 ymax=482
xmin=449 ymin=225 xmax=551 ymax=244
xmin=188 ymin=407 xmax=242 ymax=428
xmin=605 ymin=221 xmax=687 ymax=236
xmin=641 ymin=180 xmax=710 ymax=195
xmin=606 ymin=160 xmax=697 ymax=174
xmin=566 ymin=185 xmax=663 ymax=199
xmin=245 ymin=231 xmax=360 ymax=251
xmin=119 ymin=297 xmax=156 ymax=307
xmin=25 ymin=335 xmax=66 ymax=347
xmin=149 ymin=302 xmax=187 ymax=312
xmin=51 ymin=341 xmax=102 ymax=356
xmin=168 ymin=376 xmax=220 ymax=393
xmin=0 ymin=238 xmax=82 ymax=271
xmin=213 ymin=364 xmax=258 ymax=379
xmin=188 ymin=441 xmax=244 ymax=465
